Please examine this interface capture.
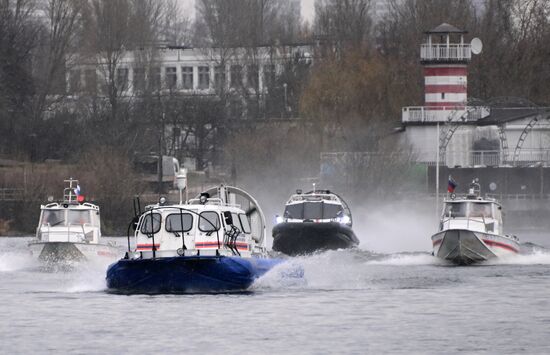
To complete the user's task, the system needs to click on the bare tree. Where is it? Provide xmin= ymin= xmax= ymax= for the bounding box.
xmin=0 ymin=0 xmax=41 ymax=155
xmin=31 ymin=0 xmax=85 ymax=124
xmin=315 ymin=0 xmax=373 ymax=53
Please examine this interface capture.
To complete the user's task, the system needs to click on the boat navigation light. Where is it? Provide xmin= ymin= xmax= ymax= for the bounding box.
xmin=275 ymin=215 xmax=284 ymax=224
xmin=199 ymin=193 xmax=210 ymax=204
xmin=296 ymin=189 xmax=302 ymax=194
xmin=159 ymin=197 xmax=167 ymax=205
xmin=338 ymin=215 xmax=351 ymax=225
xmin=47 ymin=195 xmax=54 ymax=202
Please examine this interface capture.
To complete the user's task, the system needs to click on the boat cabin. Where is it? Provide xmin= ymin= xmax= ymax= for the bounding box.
xmin=281 ymin=190 xmax=352 ymax=225
xmin=36 ymin=179 xmax=102 ymax=244
xmin=440 ymin=199 xmax=503 ymax=235
xmin=130 ymin=198 xmax=263 ymax=259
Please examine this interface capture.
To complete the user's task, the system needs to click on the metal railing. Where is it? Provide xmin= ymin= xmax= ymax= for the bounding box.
xmin=421 ymin=149 xmax=550 ymax=167
xmin=420 ymin=44 xmax=471 ymax=61
xmin=402 ymin=106 xmax=490 ymax=123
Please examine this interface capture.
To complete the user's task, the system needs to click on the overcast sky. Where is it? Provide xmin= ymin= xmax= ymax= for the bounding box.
xmin=179 ymin=0 xmax=316 ymax=23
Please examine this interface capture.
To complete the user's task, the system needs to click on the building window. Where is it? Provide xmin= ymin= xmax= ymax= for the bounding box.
xmin=151 ymin=67 xmax=161 ymax=91
xmin=263 ymin=64 xmax=276 ymax=89
xmin=198 ymin=66 xmax=210 ymax=89
xmin=441 ymin=92 xmax=445 ymax=100
xmin=133 ymin=67 xmax=145 ymax=92
xmin=214 ymin=65 xmax=226 ymax=90
xmin=116 ymin=68 xmax=129 ymax=91
xmin=68 ymin=69 xmax=81 ymax=93
xmin=230 ymin=65 xmax=242 ymax=88
xmin=182 ymin=66 xmax=193 ymax=89
xmin=247 ymin=65 xmax=259 ymax=90
xmin=166 ymin=67 xmax=177 ymax=89
xmin=84 ymin=69 xmax=97 ymax=93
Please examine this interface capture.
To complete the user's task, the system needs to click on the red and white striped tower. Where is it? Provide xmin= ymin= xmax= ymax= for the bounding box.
xmin=421 ymin=23 xmax=470 ymax=109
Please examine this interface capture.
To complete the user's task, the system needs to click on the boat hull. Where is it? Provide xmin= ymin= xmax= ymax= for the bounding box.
xmin=106 ymin=255 xmax=283 ymax=294
xmin=28 ymin=241 xmax=119 ymax=263
xmin=432 ymin=229 xmax=520 ymax=265
xmin=272 ymin=222 xmax=359 ymax=256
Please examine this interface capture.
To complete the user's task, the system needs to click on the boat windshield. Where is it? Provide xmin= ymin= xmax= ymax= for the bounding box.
xmin=444 ymin=202 xmax=494 ymax=219
xmin=284 ymin=201 xmax=343 ymax=220
xmin=199 ymin=211 xmax=220 ymax=232
xmin=42 ymin=210 xmax=65 ymax=226
xmin=165 ymin=213 xmax=193 ymax=233
xmin=67 ymin=210 xmax=92 ymax=225
xmin=140 ymin=213 xmax=162 ymax=234
xmin=238 ymin=214 xmax=251 ymax=233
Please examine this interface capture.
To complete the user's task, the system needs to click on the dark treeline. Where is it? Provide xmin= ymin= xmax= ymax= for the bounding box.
xmin=1 ymin=0 xmax=550 ymax=232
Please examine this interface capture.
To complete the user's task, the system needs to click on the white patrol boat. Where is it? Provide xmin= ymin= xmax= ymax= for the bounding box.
xmin=431 ymin=179 xmax=520 ymax=265
xmin=106 ymin=183 xmax=283 ymax=294
xmin=28 ymin=178 xmax=119 ymax=263
xmin=272 ymin=187 xmax=359 ymax=256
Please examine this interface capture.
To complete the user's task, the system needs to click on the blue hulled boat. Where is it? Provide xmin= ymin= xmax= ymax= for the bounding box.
xmin=106 ymin=184 xmax=283 ymax=294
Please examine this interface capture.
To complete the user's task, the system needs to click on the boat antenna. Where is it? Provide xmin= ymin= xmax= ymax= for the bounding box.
xmin=313 ymin=183 xmax=316 ymax=193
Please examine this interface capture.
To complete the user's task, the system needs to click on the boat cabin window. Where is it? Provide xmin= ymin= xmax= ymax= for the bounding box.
xmin=42 ymin=210 xmax=65 ymax=226
xmin=199 ymin=211 xmax=220 ymax=232
xmin=238 ymin=213 xmax=251 ymax=233
xmin=67 ymin=210 xmax=92 ymax=225
xmin=284 ymin=202 xmax=344 ymax=220
xmin=469 ymin=203 xmax=493 ymax=218
xmin=445 ymin=203 xmax=467 ymax=218
xmin=444 ymin=202 xmax=494 ymax=219
xmin=165 ymin=213 xmax=193 ymax=233
xmin=140 ymin=213 xmax=162 ymax=234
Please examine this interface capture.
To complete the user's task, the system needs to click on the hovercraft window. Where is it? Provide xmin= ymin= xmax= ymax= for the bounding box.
xmin=140 ymin=213 xmax=162 ymax=234
xmin=323 ymin=203 xmax=344 ymax=219
xmin=238 ymin=213 xmax=251 ymax=234
xmin=165 ymin=213 xmax=193 ymax=233
xmin=199 ymin=211 xmax=220 ymax=232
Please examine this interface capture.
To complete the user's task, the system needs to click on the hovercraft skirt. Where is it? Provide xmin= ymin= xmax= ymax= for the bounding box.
xmin=272 ymin=222 xmax=359 ymax=256
xmin=106 ymin=255 xmax=281 ymax=294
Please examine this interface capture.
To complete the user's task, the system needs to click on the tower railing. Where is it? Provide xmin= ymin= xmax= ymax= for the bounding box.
xmin=421 ymin=44 xmax=471 ymax=61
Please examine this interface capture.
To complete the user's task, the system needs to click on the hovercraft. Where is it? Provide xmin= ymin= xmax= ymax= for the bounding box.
xmin=106 ymin=183 xmax=282 ymax=294
xmin=272 ymin=188 xmax=359 ymax=256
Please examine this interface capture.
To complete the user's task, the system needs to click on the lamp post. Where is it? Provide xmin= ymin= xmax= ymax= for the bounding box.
xmin=283 ymin=82 xmax=288 ymax=117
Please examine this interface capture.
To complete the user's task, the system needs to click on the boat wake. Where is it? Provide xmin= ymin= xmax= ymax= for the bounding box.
xmin=253 ymin=249 xmax=443 ymax=291
xmin=0 ymin=251 xmax=38 ymax=272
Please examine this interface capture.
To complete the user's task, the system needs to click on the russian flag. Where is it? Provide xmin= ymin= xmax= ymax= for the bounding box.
xmin=448 ymin=176 xmax=457 ymax=193
xmin=74 ymin=184 xmax=85 ymax=202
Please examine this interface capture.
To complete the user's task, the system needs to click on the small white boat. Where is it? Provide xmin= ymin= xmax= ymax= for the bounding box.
xmin=431 ymin=179 xmax=520 ymax=265
xmin=28 ymin=178 xmax=118 ymax=263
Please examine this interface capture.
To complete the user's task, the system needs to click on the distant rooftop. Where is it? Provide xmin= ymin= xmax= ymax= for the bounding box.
xmin=425 ymin=23 xmax=467 ymax=35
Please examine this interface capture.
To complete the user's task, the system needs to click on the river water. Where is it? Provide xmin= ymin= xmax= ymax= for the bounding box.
xmin=1 ymin=236 xmax=550 ymax=354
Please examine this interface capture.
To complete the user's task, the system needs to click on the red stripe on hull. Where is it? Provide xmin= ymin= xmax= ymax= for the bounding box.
xmin=136 ymin=243 xmax=160 ymax=250
xmin=425 ymin=85 xmax=467 ymax=93
xmin=424 ymin=67 xmax=468 ymax=76
xmin=482 ymin=240 xmax=519 ymax=253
